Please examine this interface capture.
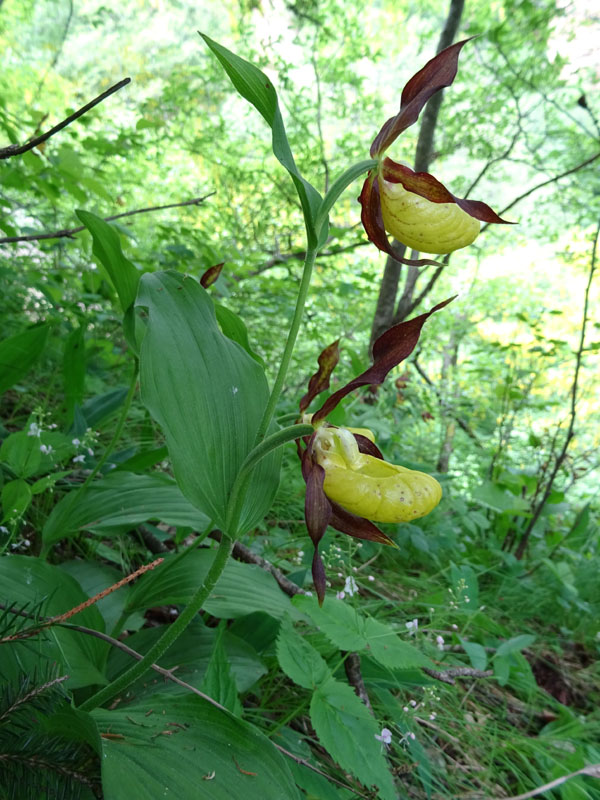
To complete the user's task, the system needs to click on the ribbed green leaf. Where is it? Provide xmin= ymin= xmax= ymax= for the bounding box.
xmin=94 ymin=693 xmax=301 ymax=800
xmin=0 ymin=556 xmax=107 ymax=689
xmin=276 ymin=616 xmax=331 ymax=690
xmin=106 ymin=620 xmax=266 ymax=697
xmin=0 ymin=324 xmax=49 ymax=395
xmin=76 ymin=210 xmax=140 ymax=312
xmin=42 ymin=472 xmax=209 ymax=551
xmin=135 ymin=270 xmax=280 ymax=533
xmin=293 ymin=594 xmax=431 ymax=669
xmin=125 ymin=548 xmax=299 ymax=622
xmin=201 ymin=34 xmax=323 ymax=246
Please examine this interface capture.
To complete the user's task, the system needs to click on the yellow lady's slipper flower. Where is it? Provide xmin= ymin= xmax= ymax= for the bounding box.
xmin=313 ymin=425 xmax=441 ymax=523
xmin=379 ymin=179 xmax=480 ymax=255
xmin=300 ymin=298 xmax=453 ymax=604
xmin=360 ymin=39 xmax=511 ymax=265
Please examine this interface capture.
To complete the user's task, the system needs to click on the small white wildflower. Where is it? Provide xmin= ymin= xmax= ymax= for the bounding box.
xmin=48 ymin=423 xmax=58 ymax=430
xmin=0 ymin=526 xmax=9 ymax=535
xmin=479 ymin=605 xmax=486 ymax=611
xmin=403 ymin=706 xmax=409 ymax=712
xmin=72 ymin=455 xmax=86 ymax=464
xmin=87 ymin=448 xmax=94 ymax=456
xmin=305 ymin=591 xmax=313 ymax=597
xmin=464 ymin=596 xmax=470 ymax=603
xmin=23 ymin=539 xmax=31 ymax=547
xmin=298 ymin=550 xmax=304 ymax=557
xmin=39 ymin=444 xmax=53 ymax=455
xmin=429 ymin=713 xmax=437 ymax=721
xmin=451 ymin=623 xmax=458 ymax=630
xmin=344 ymin=576 xmax=358 ymax=596
xmin=108 ymin=463 xmax=116 ymax=470
xmin=28 ymin=422 xmax=41 ymax=437
xmin=368 ymin=575 xmax=375 ymax=582
xmin=409 ymin=700 xmax=417 ymax=708
xmin=375 ymin=728 xmax=392 ymax=745
xmin=429 ymin=607 xmax=435 ymax=613
xmin=436 ymin=635 xmax=445 ymax=650
xmin=409 ymin=732 xmax=416 ymax=740
xmin=336 ymin=591 xmax=346 ymax=600
xmin=72 ymin=438 xmax=81 ymax=446
xmin=405 ymin=618 xmax=418 ymax=634
xmin=337 ymin=572 xmax=343 ymax=578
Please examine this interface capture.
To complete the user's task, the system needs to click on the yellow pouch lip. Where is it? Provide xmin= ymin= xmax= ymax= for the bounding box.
xmin=313 ymin=426 xmax=442 ymax=523
xmin=379 ymin=179 xmax=480 ymax=255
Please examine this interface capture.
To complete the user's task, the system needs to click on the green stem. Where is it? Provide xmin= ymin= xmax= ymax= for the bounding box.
xmin=226 ymin=424 xmax=313 ymax=535
xmin=254 ymin=247 xmax=317 ymax=444
xmin=80 ymin=358 xmax=139 ymax=490
xmin=80 ymin=532 xmax=233 ymax=712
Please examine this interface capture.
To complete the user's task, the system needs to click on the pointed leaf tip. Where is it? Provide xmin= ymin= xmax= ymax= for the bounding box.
xmin=300 ymin=339 xmax=340 ymax=413
xmin=370 ymin=38 xmax=474 ymax=157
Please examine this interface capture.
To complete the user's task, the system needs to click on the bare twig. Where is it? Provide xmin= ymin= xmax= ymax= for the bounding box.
xmin=413 ymin=357 xmax=483 ymax=446
xmin=482 ymin=152 xmax=600 ymax=232
xmin=0 ymin=192 xmax=215 ymax=245
xmin=343 ymin=652 xmax=373 ymax=712
xmin=422 ymin=666 xmax=493 ymax=685
xmin=0 ymin=78 xmax=131 ymax=160
xmin=208 ymin=530 xmax=306 ymax=597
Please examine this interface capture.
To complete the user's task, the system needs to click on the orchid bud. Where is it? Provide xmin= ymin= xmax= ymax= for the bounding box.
xmin=379 ymin=179 xmax=480 ymax=255
xmin=313 ymin=426 xmax=441 ymax=523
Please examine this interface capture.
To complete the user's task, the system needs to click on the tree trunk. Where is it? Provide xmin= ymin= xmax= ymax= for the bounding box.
xmin=369 ymin=0 xmax=465 ymax=347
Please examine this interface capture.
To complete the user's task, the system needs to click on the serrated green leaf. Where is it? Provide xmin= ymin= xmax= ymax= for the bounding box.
xmin=276 ymin=616 xmax=331 ymax=690
xmin=135 ymin=270 xmax=280 ymax=533
xmin=292 ymin=595 xmax=431 ymax=670
xmin=310 ymin=678 xmax=396 ymax=800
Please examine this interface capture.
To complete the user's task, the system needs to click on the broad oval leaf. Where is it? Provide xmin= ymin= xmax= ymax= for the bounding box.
xmin=135 ymin=271 xmax=280 ymax=533
xmin=42 ymin=471 xmax=209 ymax=552
xmin=93 ymin=692 xmax=301 ymax=800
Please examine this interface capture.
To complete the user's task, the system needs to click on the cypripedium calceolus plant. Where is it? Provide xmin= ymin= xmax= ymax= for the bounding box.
xmin=299 ymin=298 xmax=453 ymax=605
xmin=359 ymin=39 xmax=511 ymax=262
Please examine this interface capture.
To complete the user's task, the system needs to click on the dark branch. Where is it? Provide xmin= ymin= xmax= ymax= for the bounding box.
xmin=514 ymin=215 xmax=599 ymax=559
xmin=483 ymin=152 xmax=600 ymax=231
xmin=0 ymin=193 xmax=215 ymax=244
xmin=422 ymin=666 xmax=493 ymax=685
xmin=0 ymin=78 xmax=131 ymax=160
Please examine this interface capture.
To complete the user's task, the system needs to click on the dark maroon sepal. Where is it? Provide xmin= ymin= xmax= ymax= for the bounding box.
xmin=302 ymin=444 xmax=332 ymax=606
xmin=300 ymin=339 xmax=340 ymax=414
xmin=329 ymin=502 xmax=395 ymax=546
xmin=359 ymin=173 xmax=442 ymax=266
xmin=370 ymin=39 xmax=473 ymax=157
xmin=313 ymin=296 xmax=455 ymax=423
xmin=381 ymin=158 xmax=513 ymax=224
xmin=200 ymin=262 xmax=225 ymax=288
xmin=353 ymin=433 xmax=384 ymax=460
